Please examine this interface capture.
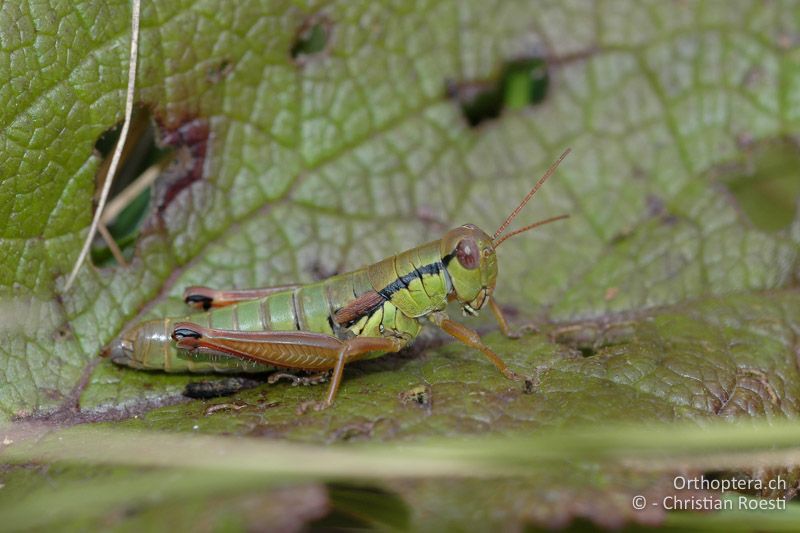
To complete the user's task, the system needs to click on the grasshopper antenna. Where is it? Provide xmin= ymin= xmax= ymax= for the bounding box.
xmin=493 ymin=214 xmax=570 ymax=248
xmin=492 ymin=148 xmax=571 ymax=242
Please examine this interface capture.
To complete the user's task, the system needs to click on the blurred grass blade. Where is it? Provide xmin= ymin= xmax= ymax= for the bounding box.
xmin=5 ymin=419 xmax=800 ymax=475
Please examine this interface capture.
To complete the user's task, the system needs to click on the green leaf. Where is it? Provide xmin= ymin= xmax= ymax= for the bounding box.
xmin=2 ymin=0 xmax=800 ymax=529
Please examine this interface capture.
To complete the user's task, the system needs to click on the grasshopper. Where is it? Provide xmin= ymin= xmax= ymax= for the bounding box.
xmin=106 ymin=149 xmax=571 ymax=410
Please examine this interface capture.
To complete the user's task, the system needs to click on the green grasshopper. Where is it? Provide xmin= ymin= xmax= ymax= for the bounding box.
xmin=107 ymin=149 xmax=571 ymax=410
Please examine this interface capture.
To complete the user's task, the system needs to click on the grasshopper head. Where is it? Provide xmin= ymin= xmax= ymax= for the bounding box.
xmin=441 ymin=224 xmax=497 ymax=315
xmin=439 ymin=149 xmax=574 ymax=316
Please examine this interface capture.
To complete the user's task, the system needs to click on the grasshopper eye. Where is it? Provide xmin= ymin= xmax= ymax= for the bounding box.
xmin=455 ymin=239 xmax=480 ymax=270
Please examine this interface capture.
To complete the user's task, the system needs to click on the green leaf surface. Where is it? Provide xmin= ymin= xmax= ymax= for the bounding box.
xmin=2 ymin=0 xmax=800 ymax=529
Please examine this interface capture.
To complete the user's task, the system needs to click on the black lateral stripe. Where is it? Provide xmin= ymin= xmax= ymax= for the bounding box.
xmin=416 ymin=262 xmax=442 ymax=278
xmin=442 ymin=252 xmax=455 ymax=267
xmin=378 ymin=278 xmax=405 ymax=299
xmin=378 ymin=262 xmax=443 ymax=299
xmin=412 ymin=264 xmax=423 ymax=282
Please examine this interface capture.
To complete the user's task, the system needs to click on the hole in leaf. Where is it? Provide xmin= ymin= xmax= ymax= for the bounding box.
xmin=90 ymin=106 xmax=172 ymax=267
xmin=578 ymin=346 xmax=596 ymax=358
xmin=205 ymin=58 xmax=233 ymax=84
xmin=52 ymin=324 xmax=73 ymax=342
xmin=291 ymin=16 xmax=332 ymax=62
xmin=448 ymin=57 xmax=549 ymax=127
xmin=721 ymin=138 xmax=800 ymax=232
xmin=503 ymin=58 xmax=549 ymax=109
xmin=550 ymin=321 xmax=635 ymax=358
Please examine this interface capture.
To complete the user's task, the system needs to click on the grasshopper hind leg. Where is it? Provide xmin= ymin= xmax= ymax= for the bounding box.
xmin=183 ymin=285 xmax=300 ymax=310
xmin=184 ymin=292 xmax=214 ymax=311
xmin=171 ymin=322 xmax=406 ymax=410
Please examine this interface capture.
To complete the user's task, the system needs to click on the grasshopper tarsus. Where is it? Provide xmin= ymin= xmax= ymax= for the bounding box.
xmin=523 ymin=376 xmax=536 ymax=394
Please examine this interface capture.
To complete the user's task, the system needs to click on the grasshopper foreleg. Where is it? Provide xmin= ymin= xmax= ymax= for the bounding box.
xmin=487 ymin=297 xmax=520 ymax=339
